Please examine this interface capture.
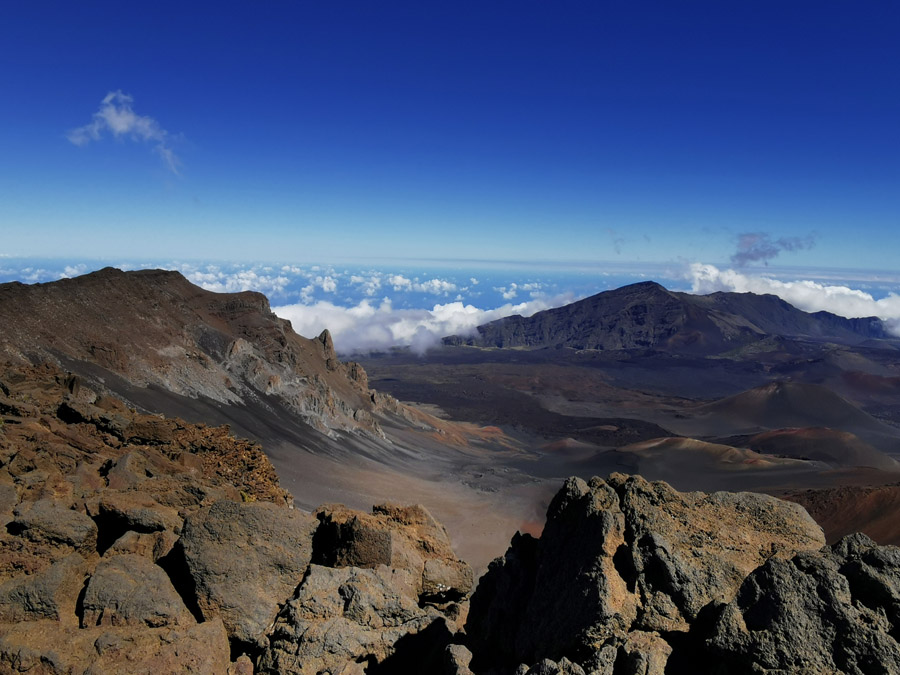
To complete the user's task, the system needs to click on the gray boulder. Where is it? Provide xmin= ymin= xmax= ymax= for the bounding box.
xmin=82 ymin=553 xmax=195 ymax=628
xmin=259 ymin=563 xmax=450 ymax=675
xmin=706 ymin=532 xmax=900 ymax=674
xmin=0 ymin=554 xmax=90 ymax=625
xmin=179 ymin=499 xmax=317 ymax=646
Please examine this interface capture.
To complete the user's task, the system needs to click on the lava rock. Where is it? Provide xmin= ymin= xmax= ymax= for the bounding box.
xmin=467 ymin=474 xmax=825 ymax=672
xmin=0 ymin=554 xmax=90 ymax=625
xmin=9 ymin=499 xmax=97 ymax=554
xmin=259 ymin=563 xmax=450 ymax=675
xmin=706 ymin=532 xmax=900 ymax=673
xmin=180 ymin=499 xmax=317 ymax=646
xmin=82 ymin=553 xmax=195 ymax=628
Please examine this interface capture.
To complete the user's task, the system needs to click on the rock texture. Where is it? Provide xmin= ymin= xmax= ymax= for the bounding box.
xmin=0 ymin=617 xmax=231 ymax=674
xmin=0 ymin=360 xmax=471 ymax=673
xmin=314 ymin=502 xmax=474 ymax=603
xmin=82 ymin=553 xmax=195 ymax=628
xmin=706 ymin=532 xmax=900 ymax=674
xmin=179 ymin=499 xmax=317 ymax=646
xmin=259 ymin=564 xmax=453 ymax=674
xmin=0 ymin=361 xmax=291 ymax=671
xmin=466 ymin=473 xmax=826 ymax=673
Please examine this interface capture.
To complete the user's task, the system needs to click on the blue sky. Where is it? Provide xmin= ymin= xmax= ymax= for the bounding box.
xmin=2 ymin=2 xmax=898 ymax=269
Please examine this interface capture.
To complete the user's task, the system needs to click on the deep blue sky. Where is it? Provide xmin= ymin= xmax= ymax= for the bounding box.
xmin=1 ymin=2 xmax=898 ymax=269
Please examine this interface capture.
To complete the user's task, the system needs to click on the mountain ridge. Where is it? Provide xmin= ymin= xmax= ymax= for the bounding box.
xmin=444 ymin=280 xmax=889 ymax=353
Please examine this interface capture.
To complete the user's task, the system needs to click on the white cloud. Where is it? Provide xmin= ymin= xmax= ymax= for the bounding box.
xmin=60 ymin=264 xmax=88 ymax=279
xmin=387 ymin=274 xmax=456 ymax=295
xmin=349 ymin=274 xmax=382 ymax=296
xmin=179 ymin=265 xmax=291 ymax=296
xmin=68 ymin=91 xmax=181 ymax=173
xmin=388 ymin=274 xmax=412 ymax=291
xmin=688 ymin=263 xmax=900 ymax=336
xmin=273 ymin=293 xmax=573 ymax=355
xmin=495 ymin=284 xmax=518 ymax=300
xmin=416 ymin=278 xmax=457 ymax=295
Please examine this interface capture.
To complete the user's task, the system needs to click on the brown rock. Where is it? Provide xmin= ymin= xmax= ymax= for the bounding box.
xmin=229 ymin=653 xmax=255 ymax=675
xmin=259 ymin=564 xmax=450 ymax=675
xmin=315 ymin=502 xmax=473 ymax=603
xmin=97 ymin=491 xmax=183 ymax=535
xmin=10 ymin=499 xmax=98 ymax=554
xmin=105 ymin=529 xmax=178 ymax=561
xmin=0 ymin=616 xmax=230 ymax=673
xmin=0 ymin=553 xmax=90 ymax=625
xmin=615 ymin=631 xmax=671 ymax=675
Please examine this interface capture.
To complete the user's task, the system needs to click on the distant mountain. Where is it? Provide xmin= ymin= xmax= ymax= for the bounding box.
xmin=444 ymin=280 xmax=888 ymax=354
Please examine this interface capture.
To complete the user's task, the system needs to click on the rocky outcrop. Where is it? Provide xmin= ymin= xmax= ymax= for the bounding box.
xmin=0 ymin=361 xmax=293 ymax=671
xmin=82 ymin=553 xmax=195 ymax=628
xmin=466 ymin=473 xmax=826 ymax=673
xmin=0 ymin=618 xmax=231 ymax=673
xmin=314 ymin=502 xmax=474 ymax=604
xmin=0 ymin=361 xmax=472 ymax=672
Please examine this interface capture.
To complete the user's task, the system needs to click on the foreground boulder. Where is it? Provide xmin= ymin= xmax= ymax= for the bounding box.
xmin=466 ymin=473 xmax=826 ymax=673
xmin=706 ymin=532 xmax=900 ymax=673
xmin=179 ymin=499 xmax=318 ymax=647
xmin=82 ymin=553 xmax=195 ymax=628
xmin=314 ymin=502 xmax=474 ymax=603
xmin=259 ymin=564 xmax=453 ymax=674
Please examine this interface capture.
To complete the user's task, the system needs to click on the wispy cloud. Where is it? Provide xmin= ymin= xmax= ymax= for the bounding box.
xmin=730 ymin=232 xmax=817 ymax=267
xmin=689 ymin=263 xmax=900 ymax=335
xmin=68 ymin=91 xmax=181 ymax=173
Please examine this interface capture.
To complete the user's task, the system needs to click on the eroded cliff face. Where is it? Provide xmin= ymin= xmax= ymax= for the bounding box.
xmin=0 ymin=268 xmax=406 ymax=438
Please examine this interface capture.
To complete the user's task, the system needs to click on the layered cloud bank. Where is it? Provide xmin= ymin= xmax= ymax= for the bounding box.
xmin=689 ymin=263 xmax=900 ymax=336
xmin=272 ymin=295 xmax=571 ymax=355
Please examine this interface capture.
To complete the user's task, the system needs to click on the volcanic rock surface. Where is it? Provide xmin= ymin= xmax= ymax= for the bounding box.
xmin=0 ymin=360 xmax=471 ymax=672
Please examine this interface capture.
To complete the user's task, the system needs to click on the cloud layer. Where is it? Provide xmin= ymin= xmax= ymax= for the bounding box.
xmin=272 ymin=295 xmax=572 ymax=355
xmin=689 ymin=263 xmax=900 ymax=335
xmin=68 ymin=91 xmax=181 ymax=173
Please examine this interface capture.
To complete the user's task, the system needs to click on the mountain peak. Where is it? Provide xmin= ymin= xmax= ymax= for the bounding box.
xmin=444 ymin=281 xmax=888 ymax=353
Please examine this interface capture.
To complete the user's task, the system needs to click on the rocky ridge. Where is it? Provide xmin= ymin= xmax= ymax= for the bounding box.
xmin=444 ymin=280 xmax=890 ymax=354
xmin=1 ymin=360 xmax=899 ymax=673
xmin=0 ymin=268 xmax=417 ymax=440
